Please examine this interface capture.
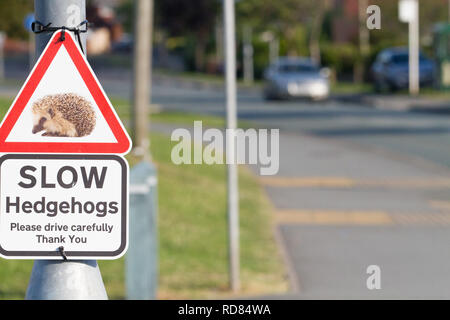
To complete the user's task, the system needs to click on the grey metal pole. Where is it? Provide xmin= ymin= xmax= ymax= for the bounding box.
xmin=126 ymin=162 xmax=158 ymax=299
xmin=29 ymin=32 xmax=36 ymax=70
xmin=358 ymin=0 xmax=370 ymax=58
xmin=125 ymin=0 xmax=159 ymax=300
xmin=132 ymin=0 xmax=153 ymax=160
xmin=224 ymin=0 xmax=240 ymax=292
xmin=269 ymin=37 xmax=279 ymax=64
xmin=215 ymin=18 xmax=223 ymax=68
xmin=409 ymin=0 xmax=419 ymax=95
xmin=0 ymin=32 xmax=5 ymax=80
xmin=26 ymin=0 xmax=107 ymax=300
xmin=242 ymin=25 xmax=253 ymax=85
xmin=34 ymin=0 xmax=87 ymax=57
xmin=26 ymin=260 xmax=107 ymax=300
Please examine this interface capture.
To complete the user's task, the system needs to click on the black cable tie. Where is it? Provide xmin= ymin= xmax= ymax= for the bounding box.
xmin=58 ymin=246 xmax=68 ymax=261
xmin=31 ymin=20 xmax=89 ymax=54
xmin=59 ymin=27 xmax=66 ymax=42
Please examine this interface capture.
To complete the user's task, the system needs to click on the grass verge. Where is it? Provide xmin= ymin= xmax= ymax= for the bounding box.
xmin=111 ymin=97 xmax=254 ymax=129
xmin=0 ymin=97 xmax=287 ymax=299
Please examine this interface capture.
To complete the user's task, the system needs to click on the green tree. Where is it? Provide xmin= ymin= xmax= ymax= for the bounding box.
xmin=116 ymin=0 xmax=134 ymax=34
xmin=155 ymin=0 xmax=220 ymax=72
xmin=0 ymin=0 xmax=33 ymax=40
xmin=370 ymin=0 xmax=448 ymax=52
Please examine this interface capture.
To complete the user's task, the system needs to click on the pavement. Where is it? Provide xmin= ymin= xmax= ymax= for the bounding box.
xmin=5 ymin=61 xmax=450 ymax=298
xmin=335 ymin=92 xmax=450 ymax=113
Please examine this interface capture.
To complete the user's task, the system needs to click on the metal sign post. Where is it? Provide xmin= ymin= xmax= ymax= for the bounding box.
xmin=34 ymin=0 xmax=87 ymax=58
xmin=24 ymin=0 xmax=107 ymax=300
xmin=132 ymin=0 xmax=153 ymax=160
xmin=399 ymin=0 xmax=420 ymax=95
xmin=224 ymin=0 xmax=240 ymax=293
xmin=125 ymin=0 xmax=159 ymax=300
xmin=242 ymin=25 xmax=254 ymax=85
xmin=126 ymin=162 xmax=158 ymax=300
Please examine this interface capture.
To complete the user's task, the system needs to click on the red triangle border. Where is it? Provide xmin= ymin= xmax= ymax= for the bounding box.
xmin=0 ymin=31 xmax=131 ymax=154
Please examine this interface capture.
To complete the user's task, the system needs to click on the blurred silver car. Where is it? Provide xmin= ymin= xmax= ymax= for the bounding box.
xmin=263 ymin=57 xmax=330 ymax=101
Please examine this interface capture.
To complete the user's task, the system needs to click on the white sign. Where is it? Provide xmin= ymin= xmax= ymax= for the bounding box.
xmin=0 ymin=154 xmax=128 ymax=260
xmin=399 ymin=0 xmax=418 ymax=23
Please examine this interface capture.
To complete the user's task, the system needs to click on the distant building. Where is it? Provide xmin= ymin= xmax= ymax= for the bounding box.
xmin=89 ymin=0 xmax=122 ymax=8
xmin=331 ymin=0 xmax=359 ymax=43
xmin=86 ymin=0 xmax=124 ymax=55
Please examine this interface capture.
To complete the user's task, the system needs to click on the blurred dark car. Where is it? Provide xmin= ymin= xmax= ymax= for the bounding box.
xmin=371 ymin=47 xmax=436 ymax=92
xmin=263 ymin=57 xmax=330 ymax=101
xmin=111 ymin=34 xmax=133 ymax=53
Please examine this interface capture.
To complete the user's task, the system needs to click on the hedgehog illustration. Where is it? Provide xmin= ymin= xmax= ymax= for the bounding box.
xmin=31 ymin=93 xmax=96 ymax=137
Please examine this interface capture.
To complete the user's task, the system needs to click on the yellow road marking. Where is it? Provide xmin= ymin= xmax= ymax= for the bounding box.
xmin=275 ymin=210 xmax=393 ymax=225
xmin=260 ymin=177 xmax=355 ymax=187
xmin=429 ymin=200 xmax=450 ymax=211
xmin=275 ymin=209 xmax=450 ymax=226
xmin=260 ymin=177 xmax=450 ymax=189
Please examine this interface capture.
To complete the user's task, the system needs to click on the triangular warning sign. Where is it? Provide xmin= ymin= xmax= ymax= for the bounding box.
xmin=0 ymin=31 xmax=131 ymax=154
